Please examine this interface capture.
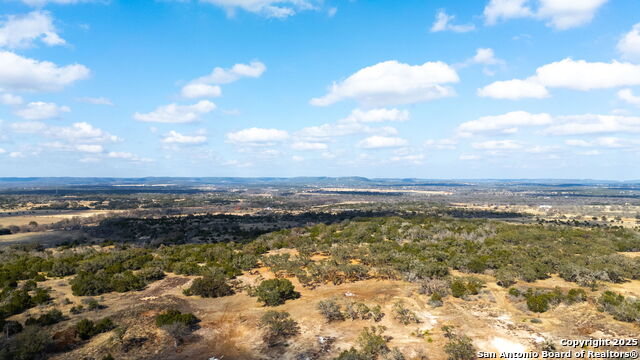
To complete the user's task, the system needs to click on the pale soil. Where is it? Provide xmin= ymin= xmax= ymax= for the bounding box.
xmin=0 ymin=209 xmax=118 ymax=227
xmin=12 ymin=262 xmax=637 ymax=360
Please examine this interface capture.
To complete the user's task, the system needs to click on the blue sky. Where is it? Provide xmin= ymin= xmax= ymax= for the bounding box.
xmin=1 ymin=0 xmax=639 ymax=179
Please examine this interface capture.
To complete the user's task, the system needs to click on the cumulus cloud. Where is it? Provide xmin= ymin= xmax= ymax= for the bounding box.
xmin=536 ymin=59 xmax=640 ymax=90
xmin=0 ymin=93 xmax=23 ymax=105
xmin=471 ymin=139 xmax=522 ymax=150
xmin=226 ymin=127 xmax=289 ymax=145
xmin=14 ymin=101 xmax=70 ymax=120
xmin=0 ymin=11 xmax=65 ymax=49
xmin=480 ymin=58 xmax=640 ymax=99
xmin=469 ymin=48 xmax=502 ymax=65
xmin=0 ymin=51 xmax=90 ymax=92
xmin=181 ymin=83 xmax=222 ymax=99
xmin=161 ymin=130 xmax=207 ymax=145
xmin=484 ymin=0 xmax=608 ymax=30
xmin=430 ymin=10 xmax=475 ymax=33
xmin=76 ymin=97 xmax=113 ymax=106
xmin=357 ymin=136 xmax=408 ymax=149
xmin=618 ymin=89 xmax=640 ymax=107
xmin=199 ymin=0 xmax=317 ymax=18
xmin=457 ymin=111 xmax=552 ymax=135
xmin=484 ymin=0 xmax=533 ymax=26
xmin=10 ymin=121 xmax=120 ymax=144
xmin=541 ymin=114 xmax=640 ymax=135
xmin=291 ymin=141 xmax=328 ymax=151
xmin=134 ymin=100 xmax=216 ymax=123
xmin=52 ymin=122 xmax=120 ymax=143
xmin=618 ymin=23 xmax=640 ymax=62
xmin=181 ymin=61 xmax=265 ymax=98
xmin=311 ymin=60 xmax=459 ymax=107
xmin=477 ymin=78 xmax=549 ymax=99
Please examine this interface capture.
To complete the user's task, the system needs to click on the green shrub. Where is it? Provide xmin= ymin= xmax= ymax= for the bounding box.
xmin=155 ymin=309 xmax=199 ymax=328
xmin=450 ymin=280 xmax=467 ymax=298
xmin=317 ymin=299 xmax=344 ymax=322
xmin=526 ymin=294 xmax=549 ymax=313
xmin=255 ymin=278 xmax=300 ymax=306
xmin=25 ymin=309 xmax=66 ymax=326
xmin=187 ymin=268 xmax=234 ymax=298
xmin=444 ymin=334 xmax=477 ymax=360
xmin=259 ymin=310 xmax=299 ymax=347
xmin=392 ymin=300 xmax=420 ymax=325
xmin=76 ymin=317 xmax=115 ymax=340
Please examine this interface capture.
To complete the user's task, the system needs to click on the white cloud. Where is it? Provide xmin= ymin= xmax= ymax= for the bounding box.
xmin=342 ymin=108 xmax=410 ymax=123
xmin=483 ymin=0 xmax=608 ymax=30
xmin=430 ymin=10 xmax=475 ymax=33
xmin=0 ymin=51 xmax=90 ymax=92
xmin=21 ymin=0 xmax=95 ymax=6
xmin=542 ymin=114 xmax=640 ymax=135
xmin=311 ymin=60 xmax=459 ymax=107
xmin=181 ymin=83 xmax=222 ymax=99
xmin=565 ymin=137 xmax=630 ymax=148
xmin=76 ymin=97 xmax=114 ymax=106
xmin=226 ymin=127 xmax=289 ymax=144
xmin=0 ymin=11 xmax=65 ymax=49
xmin=389 ymin=154 xmax=425 ymax=164
xmin=481 ymin=58 xmax=640 ymax=99
xmin=357 ymin=136 xmax=408 ymax=149
xmin=296 ymin=122 xmax=397 ymax=141
xmin=162 ymin=130 xmax=207 ymax=145
xmin=458 ymin=111 xmax=552 ymax=135
xmin=14 ymin=101 xmax=70 ymax=120
xmin=9 ymin=151 xmax=25 ymax=158
xmin=618 ymin=89 xmax=640 ymax=107
xmin=291 ymin=155 xmax=304 ymax=162
xmin=535 ymin=59 xmax=640 ymax=90
xmin=537 ymin=0 xmax=608 ymax=30
xmin=424 ymin=138 xmax=458 ymax=150
xmin=460 ymin=154 xmax=480 ymax=160
xmin=9 ymin=121 xmax=47 ymax=133
xmin=181 ymin=61 xmax=265 ymax=98
xmin=52 ymin=122 xmax=120 ymax=143
xmin=12 ymin=122 xmax=119 ymax=146
xmin=291 ymin=141 xmax=327 ymax=151
xmin=484 ymin=0 xmax=533 ymax=25
xmin=469 ymin=48 xmax=501 ymax=65
xmin=42 ymin=143 xmax=104 ymax=153
xmin=0 ymin=93 xmax=23 ymax=105
xmin=199 ymin=0 xmax=316 ymax=18
xmin=478 ymin=78 xmax=549 ymax=99
xmin=199 ymin=61 xmax=266 ymax=84
xmin=472 ymin=140 xmax=522 ymax=150
xmin=618 ymin=23 xmax=640 ymax=62
xmin=134 ymin=100 xmax=216 ymax=123
xmin=107 ymin=151 xmax=153 ymax=162
xmin=0 ymin=148 xmax=5 ymax=154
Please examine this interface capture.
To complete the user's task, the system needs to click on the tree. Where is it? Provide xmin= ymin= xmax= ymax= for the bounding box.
xmin=255 ymin=279 xmax=300 ymax=306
